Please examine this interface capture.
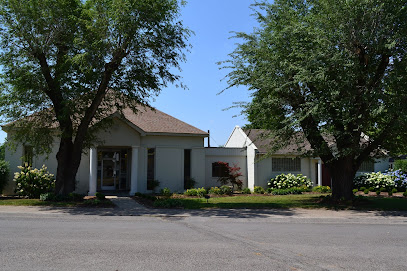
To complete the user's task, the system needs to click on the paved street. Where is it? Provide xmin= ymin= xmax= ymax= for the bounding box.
xmin=1 ymin=203 xmax=407 ymax=271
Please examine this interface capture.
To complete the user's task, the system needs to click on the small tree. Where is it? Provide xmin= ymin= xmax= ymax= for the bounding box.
xmin=216 ymin=161 xmax=243 ymax=191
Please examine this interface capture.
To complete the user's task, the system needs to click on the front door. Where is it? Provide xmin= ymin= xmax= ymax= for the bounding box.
xmin=98 ymin=149 xmax=130 ymax=191
xmin=101 ymin=153 xmax=120 ymax=190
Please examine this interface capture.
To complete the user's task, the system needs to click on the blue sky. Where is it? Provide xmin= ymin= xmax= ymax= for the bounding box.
xmin=0 ymin=0 xmax=260 ymax=146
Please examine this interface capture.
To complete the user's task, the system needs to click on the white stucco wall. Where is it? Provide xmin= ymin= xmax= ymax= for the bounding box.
xmin=254 ymin=156 xmax=313 ymax=188
xmin=225 ymin=126 xmax=253 ymax=148
xmin=191 ymin=148 xmax=206 ymax=188
xmin=3 ymin=117 xmax=207 ymax=195
xmin=3 ymin=133 xmax=62 ymax=195
xmin=374 ymin=158 xmax=390 ymax=172
xmin=204 ymin=147 xmax=247 ymax=189
xmin=155 ymin=147 xmax=184 ymax=193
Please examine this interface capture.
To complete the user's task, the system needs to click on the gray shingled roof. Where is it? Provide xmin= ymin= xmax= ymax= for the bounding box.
xmin=244 ymin=129 xmax=311 ymax=155
xmin=3 ymin=105 xmax=208 ymax=136
xmin=122 ymin=106 xmax=208 ymax=135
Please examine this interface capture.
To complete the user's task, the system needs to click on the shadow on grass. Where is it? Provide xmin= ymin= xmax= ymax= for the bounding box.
xmin=3 ymin=195 xmax=407 ymax=219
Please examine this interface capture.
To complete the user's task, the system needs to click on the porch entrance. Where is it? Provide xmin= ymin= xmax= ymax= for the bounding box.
xmin=97 ymin=148 xmax=131 ymax=191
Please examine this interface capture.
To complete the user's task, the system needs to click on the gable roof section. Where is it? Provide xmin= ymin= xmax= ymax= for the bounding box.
xmin=3 ymin=105 xmax=208 ymax=137
xmin=244 ymin=129 xmax=312 ymax=155
xmin=121 ymin=106 xmax=208 ymax=136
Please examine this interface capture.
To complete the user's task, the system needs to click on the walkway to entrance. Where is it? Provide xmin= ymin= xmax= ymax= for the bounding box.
xmin=107 ymin=196 xmax=148 ymax=214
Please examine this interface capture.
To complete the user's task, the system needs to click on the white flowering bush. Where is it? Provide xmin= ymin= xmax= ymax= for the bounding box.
xmin=14 ymin=164 xmax=55 ymax=198
xmin=354 ymin=172 xmax=394 ymax=191
xmin=268 ymin=173 xmax=312 ymax=189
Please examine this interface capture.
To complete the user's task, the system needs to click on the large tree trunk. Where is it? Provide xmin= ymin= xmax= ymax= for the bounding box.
xmin=327 ymin=157 xmax=358 ymax=200
xmin=55 ymin=138 xmax=83 ymax=195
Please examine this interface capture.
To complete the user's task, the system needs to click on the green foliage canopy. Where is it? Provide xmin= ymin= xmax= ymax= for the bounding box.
xmin=223 ymin=0 xmax=407 ymax=199
xmin=224 ymin=0 xmax=407 ymax=164
xmin=0 ymin=0 xmax=190 ymax=153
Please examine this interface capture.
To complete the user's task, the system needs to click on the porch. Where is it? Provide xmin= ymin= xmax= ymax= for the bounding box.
xmin=88 ymin=146 xmax=139 ymax=196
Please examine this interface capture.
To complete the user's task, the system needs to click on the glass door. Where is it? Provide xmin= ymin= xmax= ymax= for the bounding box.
xmin=101 ymin=152 xmax=120 ymax=190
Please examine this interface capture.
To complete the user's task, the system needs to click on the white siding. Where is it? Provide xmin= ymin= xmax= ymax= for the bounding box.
xmin=204 ymin=147 xmax=247 ymax=189
xmin=374 ymin=158 xmax=390 ymax=172
xmin=155 ymin=147 xmax=184 ymax=192
xmin=191 ymin=148 xmax=206 ymax=188
xmin=255 ymin=156 xmax=313 ymax=188
xmin=225 ymin=126 xmax=253 ymax=148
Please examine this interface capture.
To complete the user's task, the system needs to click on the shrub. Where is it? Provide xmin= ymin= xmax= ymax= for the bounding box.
xmin=160 ymin=187 xmax=172 ymax=197
xmin=394 ymin=160 xmax=407 ymax=173
xmin=14 ymin=164 xmax=55 ymax=198
xmin=388 ymin=190 xmax=393 ymax=196
xmin=196 ymin=187 xmax=208 ymax=197
xmin=352 ymin=189 xmax=358 ymax=194
xmin=268 ymin=173 xmax=312 ymax=190
xmin=379 ymin=187 xmax=387 ymax=192
xmin=184 ymin=177 xmax=196 ymax=190
xmin=404 ymin=191 xmax=407 ymax=197
xmin=184 ymin=187 xmax=207 ymax=197
xmin=312 ymin=186 xmax=331 ymax=193
xmin=184 ymin=188 xmax=197 ymax=196
xmin=359 ymin=186 xmax=367 ymax=191
xmin=384 ymin=169 xmax=407 ymax=192
xmin=40 ymin=192 xmax=55 ymax=201
xmin=215 ymin=161 xmax=243 ymax=191
xmin=0 ymin=160 xmax=10 ymax=194
xmin=220 ymin=185 xmax=233 ymax=195
xmin=376 ymin=190 xmax=380 ymax=195
xmin=95 ymin=192 xmax=105 ymax=200
xmin=253 ymin=186 xmax=265 ymax=194
xmin=153 ymin=198 xmax=184 ymax=208
xmin=391 ymin=188 xmax=398 ymax=194
xmin=242 ymin=187 xmax=251 ymax=194
xmin=208 ymin=187 xmax=222 ymax=195
xmin=364 ymin=189 xmax=369 ymax=194
xmin=354 ymin=172 xmax=395 ymax=191
xmin=368 ymin=187 xmax=375 ymax=192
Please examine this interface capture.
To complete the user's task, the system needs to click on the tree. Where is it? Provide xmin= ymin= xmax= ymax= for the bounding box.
xmin=0 ymin=0 xmax=190 ymax=195
xmin=222 ymin=0 xmax=407 ymax=200
xmin=216 ymin=161 xmax=243 ymax=191
xmin=0 ymin=143 xmax=4 ymax=160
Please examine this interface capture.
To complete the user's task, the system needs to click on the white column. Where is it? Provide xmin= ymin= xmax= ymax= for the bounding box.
xmin=129 ymin=146 xmax=139 ymax=195
xmin=88 ymin=147 xmax=97 ymax=196
xmin=317 ymin=159 xmax=322 ymax=186
xmin=247 ymin=146 xmax=256 ymax=190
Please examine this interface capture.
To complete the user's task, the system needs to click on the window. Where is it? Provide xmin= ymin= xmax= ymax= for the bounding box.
xmin=358 ymin=160 xmax=374 ymax=172
xmin=212 ymin=162 xmax=229 ymax=177
xmin=184 ymin=149 xmax=191 ymax=189
xmin=23 ymin=146 xmax=33 ymax=166
xmin=272 ymin=158 xmax=301 ymax=172
xmin=147 ymin=148 xmax=155 ymax=190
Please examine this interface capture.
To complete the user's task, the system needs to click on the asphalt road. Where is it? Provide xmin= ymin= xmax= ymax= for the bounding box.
xmin=0 ymin=207 xmax=406 ymax=271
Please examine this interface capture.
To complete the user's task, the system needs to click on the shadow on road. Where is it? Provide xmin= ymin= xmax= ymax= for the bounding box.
xmin=34 ymin=204 xmax=299 ymax=219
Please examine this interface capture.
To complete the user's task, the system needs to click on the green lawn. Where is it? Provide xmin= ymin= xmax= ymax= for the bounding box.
xmin=0 ymin=197 xmax=115 ymax=207
xmin=168 ymin=194 xmax=407 ymax=211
